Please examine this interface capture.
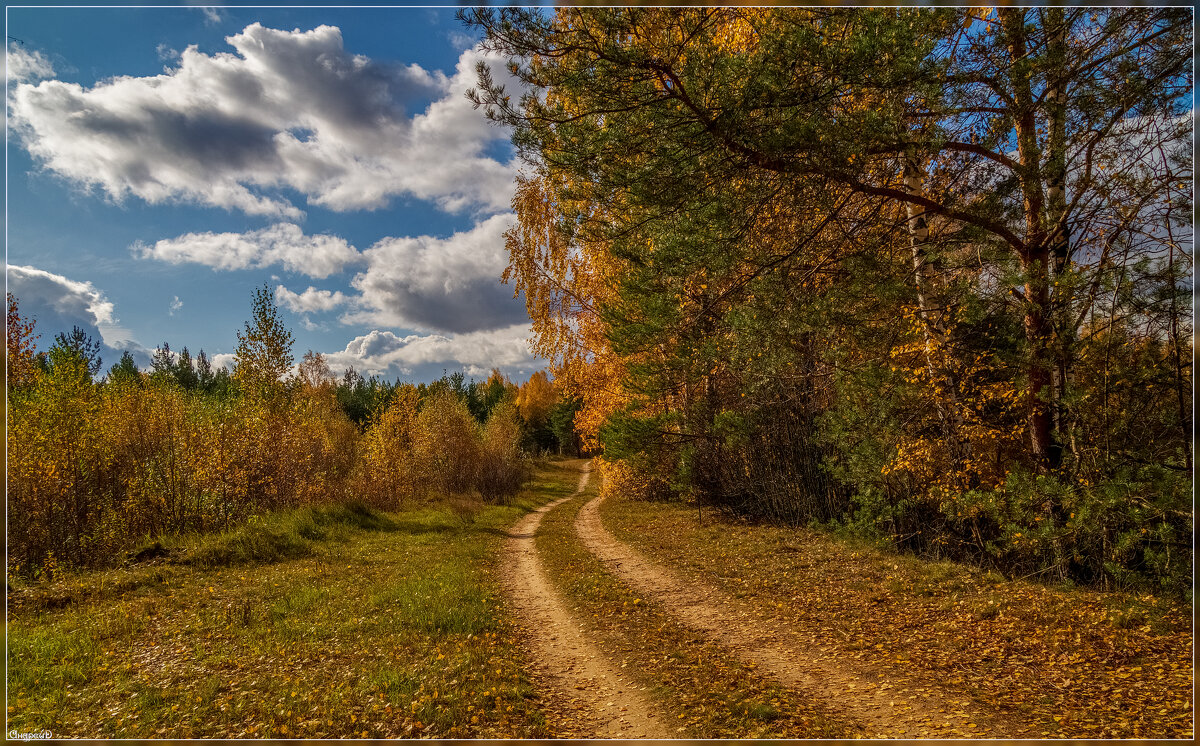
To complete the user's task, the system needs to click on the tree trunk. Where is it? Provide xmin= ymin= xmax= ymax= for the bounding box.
xmin=1001 ymin=7 xmax=1062 ymax=472
xmin=1044 ymin=7 xmax=1076 ymax=464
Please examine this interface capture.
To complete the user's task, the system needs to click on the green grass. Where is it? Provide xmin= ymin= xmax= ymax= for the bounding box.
xmin=6 ymin=462 xmax=585 ymax=739
xmin=534 ymin=477 xmax=856 ymax=738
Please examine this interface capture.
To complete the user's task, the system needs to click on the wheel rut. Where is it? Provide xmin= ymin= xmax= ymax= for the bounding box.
xmin=575 ymin=485 xmax=1030 ymax=738
xmin=501 ymin=464 xmax=668 ymax=738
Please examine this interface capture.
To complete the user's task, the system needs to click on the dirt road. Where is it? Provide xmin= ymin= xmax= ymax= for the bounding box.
xmin=501 ymin=465 xmax=669 ymax=738
xmin=574 ymin=484 xmax=1026 ymax=738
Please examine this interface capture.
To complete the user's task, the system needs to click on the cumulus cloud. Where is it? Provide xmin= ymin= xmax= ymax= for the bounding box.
xmin=6 ymin=264 xmax=153 ymax=368
xmin=5 ymin=46 xmax=55 ymax=82
xmin=274 ymin=284 xmax=349 ymax=313
xmin=136 ymin=223 xmax=362 ymax=278
xmin=9 ymin=24 xmax=521 ymax=217
xmin=346 ymin=212 xmax=526 ymax=334
xmin=210 ymin=352 xmax=237 ymax=372
xmin=139 ymin=211 xmax=526 ymax=334
xmin=322 ymin=323 xmax=535 ymax=378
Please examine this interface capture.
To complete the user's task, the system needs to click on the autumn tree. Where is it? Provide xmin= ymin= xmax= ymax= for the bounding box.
xmin=467 ymin=7 xmax=1193 ymax=586
xmin=516 ymin=369 xmax=559 ymax=452
xmin=477 ymin=401 xmax=530 ymax=503
xmin=296 ymin=350 xmax=334 ymax=393
xmin=234 ymin=284 xmax=294 ymax=392
xmin=414 ymin=389 xmax=482 ymax=496
xmin=354 ymin=385 xmax=420 ymax=507
xmin=6 ymin=293 xmax=40 ymax=387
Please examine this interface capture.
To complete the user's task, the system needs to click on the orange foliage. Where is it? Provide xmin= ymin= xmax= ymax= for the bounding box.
xmin=6 ymin=293 xmax=40 ymax=387
xmin=505 ymin=172 xmax=635 ymax=449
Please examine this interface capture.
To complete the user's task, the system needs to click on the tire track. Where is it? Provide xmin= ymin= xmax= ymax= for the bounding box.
xmin=575 ymin=486 xmax=1029 ymax=738
xmin=501 ymin=464 xmax=668 ymax=738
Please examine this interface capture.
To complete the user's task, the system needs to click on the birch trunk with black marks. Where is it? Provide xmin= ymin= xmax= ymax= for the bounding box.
xmin=902 ymin=148 xmax=963 ymax=472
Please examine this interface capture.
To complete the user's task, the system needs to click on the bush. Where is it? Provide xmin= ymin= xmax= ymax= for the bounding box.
xmin=352 ymin=387 xmax=420 ymax=508
xmin=477 ymin=402 xmax=531 ymax=504
xmin=414 ymin=391 xmax=482 ymax=496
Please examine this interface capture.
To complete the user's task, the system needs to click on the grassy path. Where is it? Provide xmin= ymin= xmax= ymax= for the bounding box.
xmin=499 ymin=462 xmax=667 ymax=737
xmin=531 ymin=463 xmax=856 ymax=738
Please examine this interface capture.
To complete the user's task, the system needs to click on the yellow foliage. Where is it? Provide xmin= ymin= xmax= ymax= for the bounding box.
xmin=515 ymin=370 xmax=557 ymax=428
xmin=354 ymin=386 xmax=419 ymax=509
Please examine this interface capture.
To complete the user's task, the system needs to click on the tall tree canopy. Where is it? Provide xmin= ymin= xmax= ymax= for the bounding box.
xmin=466 ymin=7 xmax=1192 ymax=587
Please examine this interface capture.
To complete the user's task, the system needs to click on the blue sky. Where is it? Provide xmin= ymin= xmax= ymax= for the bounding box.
xmin=6 ymin=5 xmax=541 ymax=382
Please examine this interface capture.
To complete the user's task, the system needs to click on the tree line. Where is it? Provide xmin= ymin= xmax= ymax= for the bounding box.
xmin=5 ymin=287 xmax=578 ymax=574
xmin=465 ymin=7 xmax=1193 ymax=591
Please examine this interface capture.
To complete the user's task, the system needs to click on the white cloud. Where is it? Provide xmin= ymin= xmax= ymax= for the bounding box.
xmin=138 ymin=210 xmax=527 ymax=334
xmin=6 ymin=263 xmax=153 ymax=367
xmin=211 ymin=352 xmax=237 ymax=372
xmin=322 ymin=324 xmax=536 ymax=377
xmin=9 ymin=24 xmax=520 ymax=218
xmin=7 ymin=263 xmax=115 ymax=333
xmin=200 ymin=6 xmax=225 ymax=26
xmin=169 ymin=295 xmax=184 ymax=315
xmin=136 ymin=223 xmax=362 ymax=279
xmin=5 ymin=47 xmax=55 ymax=83
xmin=346 ymin=212 xmax=526 ymax=334
xmin=446 ymin=30 xmax=478 ymax=52
xmin=274 ymin=284 xmax=349 ymax=313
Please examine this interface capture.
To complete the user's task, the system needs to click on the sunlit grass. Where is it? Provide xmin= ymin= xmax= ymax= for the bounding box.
xmin=6 ymin=462 xmax=583 ymax=739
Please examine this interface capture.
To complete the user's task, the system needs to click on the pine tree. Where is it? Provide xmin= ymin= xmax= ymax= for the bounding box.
xmin=107 ymin=350 xmax=141 ymax=385
xmin=195 ymin=350 xmax=215 ymax=391
xmin=175 ymin=346 xmax=198 ymax=390
xmin=51 ymin=325 xmax=103 ymax=379
xmin=150 ymin=342 xmax=175 ymax=380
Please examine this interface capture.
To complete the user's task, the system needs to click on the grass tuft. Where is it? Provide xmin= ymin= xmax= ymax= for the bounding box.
xmin=182 ymin=522 xmax=314 ymax=569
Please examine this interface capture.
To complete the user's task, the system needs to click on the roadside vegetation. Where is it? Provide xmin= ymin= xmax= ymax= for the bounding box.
xmin=5 ymin=7 xmax=1193 ymax=740
xmin=6 ymin=287 xmax=581 ymax=577
xmin=468 ymin=7 xmax=1193 ymax=594
xmin=5 ymin=463 xmax=587 ymax=739
xmin=598 ymin=491 xmax=1193 ymax=739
